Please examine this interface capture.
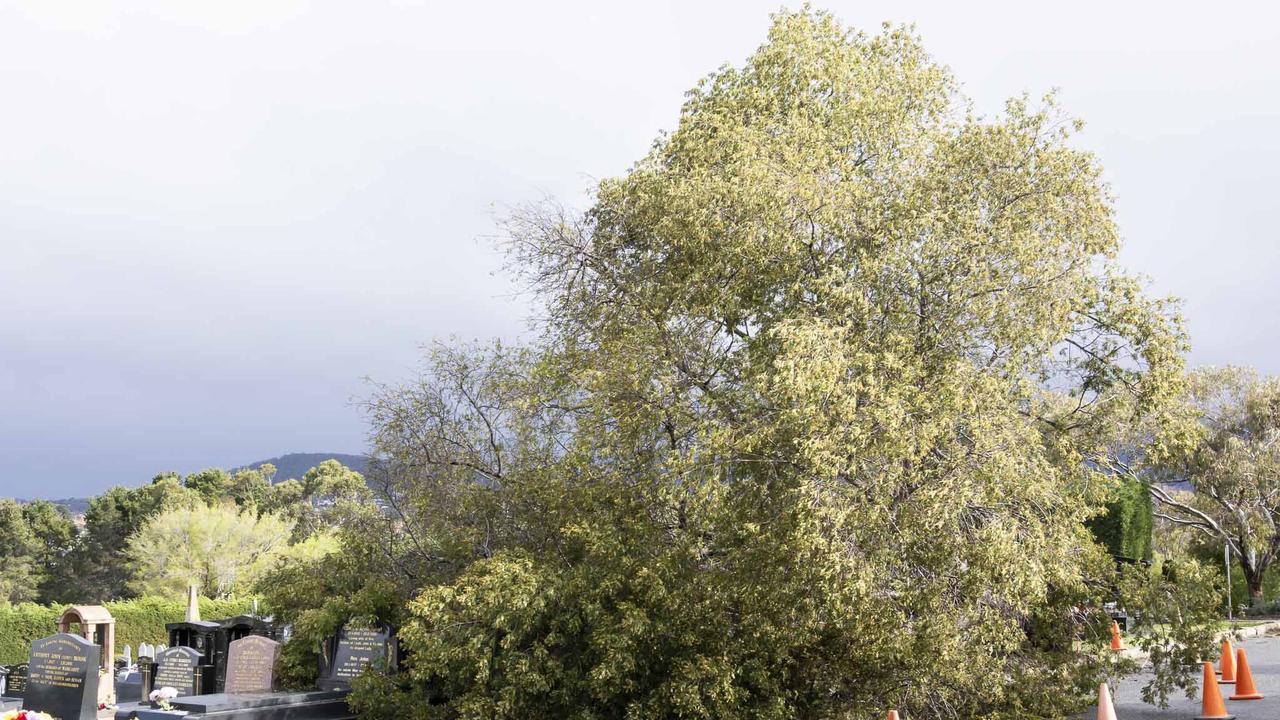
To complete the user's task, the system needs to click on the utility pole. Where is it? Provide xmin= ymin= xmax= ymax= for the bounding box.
xmin=1225 ymin=542 xmax=1233 ymax=621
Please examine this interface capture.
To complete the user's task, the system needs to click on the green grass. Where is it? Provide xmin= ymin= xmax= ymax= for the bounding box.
xmin=1141 ymin=619 xmax=1271 ymax=635
xmin=1220 ymin=619 xmax=1269 ymax=629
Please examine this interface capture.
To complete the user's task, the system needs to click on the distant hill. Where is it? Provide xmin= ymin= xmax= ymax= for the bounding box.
xmin=42 ymin=497 xmax=92 ymax=514
xmin=238 ymin=452 xmax=370 ymax=482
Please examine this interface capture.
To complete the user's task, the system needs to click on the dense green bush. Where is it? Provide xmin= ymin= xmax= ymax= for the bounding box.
xmin=1088 ymin=476 xmax=1154 ymax=562
xmin=0 ymin=597 xmax=253 ymax=664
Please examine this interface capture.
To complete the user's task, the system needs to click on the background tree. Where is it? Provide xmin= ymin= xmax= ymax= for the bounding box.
xmin=229 ymin=463 xmax=276 ymax=509
xmin=265 ymin=460 xmax=370 ymax=540
xmin=74 ymin=474 xmax=194 ymax=602
xmin=0 ymin=499 xmax=43 ymax=603
xmin=21 ymin=500 xmax=82 ymax=603
xmin=0 ymin=459 xmax=356 ymax=605
xmin=183 ymin=467 xmax=232 ymax=504
xmin=256 ymin=497 xmax=406 ymax=689
xmin=1151 ymin=366 xmax=1280 ymax=605
xmin=127 ymin=503 xmax=293 ymax=598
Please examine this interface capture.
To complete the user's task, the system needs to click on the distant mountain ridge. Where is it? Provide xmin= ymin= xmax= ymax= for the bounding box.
xmin=44 ymin=497 xmax=92 ymax=514
xmin=22 ymin=452 xmax=369 ymax=513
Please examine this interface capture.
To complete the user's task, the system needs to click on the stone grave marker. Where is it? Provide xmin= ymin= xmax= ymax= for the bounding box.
xmin=23 ymin=633 xmax=100 ymax=720
xmin=5 ymin=663 xmax=27 ymax=698
xmin=223 ymin=635 xmax=280 ymax=694
xmin=152 ymin=646 xmax=203 ymax=697
xmin=318 ymin=626 xmax=392 ymax=691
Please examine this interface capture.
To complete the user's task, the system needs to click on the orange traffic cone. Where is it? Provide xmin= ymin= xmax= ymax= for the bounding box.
xmin=1096 ymin=682 xmax=1117 ymax=720
xmin=1219 ymin=639 xmax=1236 ymax=683
xmin=886 ymin=712 xmax=900 ymax=720
xmin=1197 ymin=661 xmax=1236 ymax=720
xmin=1110 ymin=620 xmax=1124 ymax=652
xmin=1229 ymin=647 xmax=1263 ymax=700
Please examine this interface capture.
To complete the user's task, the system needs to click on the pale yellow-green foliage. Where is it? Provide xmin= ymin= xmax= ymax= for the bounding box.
xmin=1154 ymin=366 xmax=1280 ymax=598
xmin=351 ymin=9 xmax=1203 ymax=719
xmin=126 ymin=503 xmax=294 ymax=599
xmin=275 ymin=530 xmax=340 ymax=565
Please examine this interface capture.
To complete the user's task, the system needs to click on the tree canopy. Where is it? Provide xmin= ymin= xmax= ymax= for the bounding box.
xmin=271 ymin=10 xmax=1210 ymax=720
xmin=126 ymin=503 xmax=294 ymax=599
xmin=1152 ymin=366 xmax=1280 ymax=604
xmin=1 ymin=459 xmax=363 ymax=605
xmin=0 ymin=499 xmax=44 ymax=603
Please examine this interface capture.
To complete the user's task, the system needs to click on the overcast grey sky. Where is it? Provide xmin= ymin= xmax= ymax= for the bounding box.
xmin=2 ymin=1 xmax=1277 ymax=498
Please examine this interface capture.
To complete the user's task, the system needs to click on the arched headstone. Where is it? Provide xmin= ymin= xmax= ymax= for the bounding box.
xmin=153 ymin=646 xmax=204 ymax=697
xmin=24 ymin=633 xmax=100 ymax=720
xmin=224 ymin=636 xmax=281 ymax=694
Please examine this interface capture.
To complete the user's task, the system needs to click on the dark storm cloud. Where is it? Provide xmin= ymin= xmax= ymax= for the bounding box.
xmin=1 ymin=1 xmax=1276 ymax=497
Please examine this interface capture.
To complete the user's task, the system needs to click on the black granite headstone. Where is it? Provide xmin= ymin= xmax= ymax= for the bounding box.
xmin=212 ymin=615 xmax=274 ymax=693
xmin=23 ymin=633 xmax=100 ymax=720
xmin=223 ymin=636 xmax=280 ymax=694
xmin=318 ymin=626 xmax=391 ymax=691
xmin=6 ymin=662 xmax=28 ymax=698
xmin=152 ymin=646 xmax=202 ymax=697
xmin=166 ymin=619 xmax=219 ymax=680
xmin=113 ymin=668 xmax=143 ymax=707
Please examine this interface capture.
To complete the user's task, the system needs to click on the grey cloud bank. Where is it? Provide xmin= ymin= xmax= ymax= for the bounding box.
xmin=1 ymin=1 xmax=1276 ymax=498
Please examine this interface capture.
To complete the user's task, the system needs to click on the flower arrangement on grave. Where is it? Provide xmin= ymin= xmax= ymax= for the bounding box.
xmin=149 ymin=686 xmax=179 ymax=711
xmin=1 ymin=710 xmax=56 ymax=720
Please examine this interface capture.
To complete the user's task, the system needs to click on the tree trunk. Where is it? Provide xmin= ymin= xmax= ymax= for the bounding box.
xmin=1244 ymin=567 xmax=1266 ymax=608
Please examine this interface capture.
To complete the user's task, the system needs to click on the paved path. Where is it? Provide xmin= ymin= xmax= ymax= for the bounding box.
xmin=1094 ymin=635 xmax=1280 ymax=718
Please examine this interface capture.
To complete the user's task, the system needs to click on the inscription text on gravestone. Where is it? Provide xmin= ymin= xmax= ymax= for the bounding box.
xmin=153 ymin=646 xmax=203 ymax=697
xmin=223 ymin=636 xmax=280 ymax=695
xmin=23 ymin=633 xmax=99 ymax=720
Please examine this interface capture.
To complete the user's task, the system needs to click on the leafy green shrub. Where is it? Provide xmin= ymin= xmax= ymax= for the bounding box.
xmin=1188 ymin=543 xmax=1280 ymax=612
xmin=0 ymin=596 xmax=253 ymax=664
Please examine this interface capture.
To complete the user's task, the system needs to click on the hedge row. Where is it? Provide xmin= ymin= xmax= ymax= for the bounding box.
xmin=0 ymin=597 xmax=254 ymax=665
xmin=1088 ymin=475 xmax=1154 ymax=563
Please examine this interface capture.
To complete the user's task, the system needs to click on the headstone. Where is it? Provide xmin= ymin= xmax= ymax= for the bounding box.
xmin=318 ymin=626 xmax=392 ymax=691
xmin=138 ymin=643 xmax=154 ymax=661
xmin=5 ymin=663 xmax=27 ymax=698
xmin=223 ymin=636 xmax=280 ymax=694
xmin=123 ymin=645 xmax=133 ymax=667
xmin=23 ymin=633 xmax=100 ymax=720
xmin=212 ymin=616 xmax=274 ymax=692
xmin=113 ymin=668 xmax=143 ymax=707
xmin=152 ymin=646 xmax=202 ymax=697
